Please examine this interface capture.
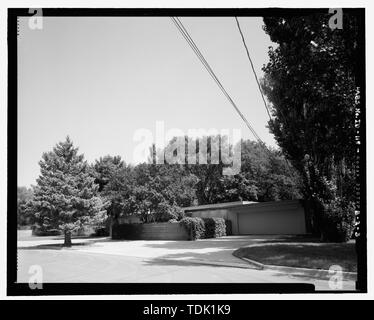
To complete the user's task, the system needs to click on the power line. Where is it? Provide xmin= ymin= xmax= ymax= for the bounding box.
xmin=234 ymin=17 xmax=272 ymax=121
xmin=170 ymin=16 xmax=265 ymax=145
xmin=171 ymin=17 xmax=261 ymax=142
xmin=233 ymin=17 xmax=295 ymax=169
xmin=170 ymin=17 xmax=298 ymax=174
xmin=234 ymin=17 xmax=295 ymax=173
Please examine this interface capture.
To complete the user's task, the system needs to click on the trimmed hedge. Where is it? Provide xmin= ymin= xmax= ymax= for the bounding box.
xmin=179 ymin=217 xmax=227 ymax=240
xmin=202 ymin=217 xmax=226 ymax=238
xmin=180 ymin=217 xmax=205 ymax=240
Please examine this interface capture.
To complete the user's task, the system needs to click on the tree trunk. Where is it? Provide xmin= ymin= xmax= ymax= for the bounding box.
xmin=64 ymin=230 xmax=72 ymax=247
xmin=109 ymin=216 xmax=114 ymax=238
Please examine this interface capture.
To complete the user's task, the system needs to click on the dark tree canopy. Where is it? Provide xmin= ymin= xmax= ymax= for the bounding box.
xmin=261 ymin=13 xmax=358 ymax=241
xmin=97 ymin=136 xmax=301 ymax=225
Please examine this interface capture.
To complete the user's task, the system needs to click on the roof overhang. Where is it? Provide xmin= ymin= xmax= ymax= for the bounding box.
xmin=182 ymin=201 xmax=258 ymax=212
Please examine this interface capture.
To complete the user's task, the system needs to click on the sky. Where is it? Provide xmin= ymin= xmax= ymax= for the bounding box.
xmin=18 ymin=16 xmax=277 ymax=187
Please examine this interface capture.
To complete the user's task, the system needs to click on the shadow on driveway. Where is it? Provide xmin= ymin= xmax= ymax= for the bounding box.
xmin=129 ymin=236 xmax=278 ymax=266
xmin=20 ymin=234 xmax=334 ymax=270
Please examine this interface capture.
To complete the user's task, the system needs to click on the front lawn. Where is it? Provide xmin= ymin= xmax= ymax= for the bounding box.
xmin=233 ymin=238 xmax=357 ymax=272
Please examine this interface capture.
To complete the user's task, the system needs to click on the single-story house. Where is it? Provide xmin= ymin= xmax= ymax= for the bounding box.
xmin=182 ymin=200 xmax=307 ymax=235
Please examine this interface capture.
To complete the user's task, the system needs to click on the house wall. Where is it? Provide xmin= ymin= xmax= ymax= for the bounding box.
xmin=235 ymin=200 xmax=306 ymax=235
xmin=186 ymin=209 xmax=228 ymax=219
xmin=185 ymin=200 xmax=306 ymax=235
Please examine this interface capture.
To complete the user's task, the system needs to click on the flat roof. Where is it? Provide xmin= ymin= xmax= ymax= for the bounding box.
xmin=182 ymin=199 xmax=303 ymax=212
xmin=182 ymin=201 xmax=258 ymax=212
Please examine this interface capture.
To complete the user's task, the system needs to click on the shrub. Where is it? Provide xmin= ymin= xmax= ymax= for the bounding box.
xmin=202 ymin=217 xmax=226 ymax=238
xmin=180 ymin=217 xmax=227 ymax=240
xmin=320 ymin=198 xmax=355 ymax=242
xmin=174 ymin=206 xmax=185 ymax=220
xmin=94 ymin=227 xmax=110 ymax=236
xmin=180 ymin=217 xmax=205 ymax=240
xmin=31 ymin=224 xmax=60 ymax=236
xmin=154 ymin=202 xmax=183 ymax=222
xmin=225 ymin=219 xmax=232 ymax=236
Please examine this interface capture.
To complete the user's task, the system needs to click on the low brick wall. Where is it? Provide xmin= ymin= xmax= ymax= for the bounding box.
xmin=112 ymin=222 xmax=190 ymax=240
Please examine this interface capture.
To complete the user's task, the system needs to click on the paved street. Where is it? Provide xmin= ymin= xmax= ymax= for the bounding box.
xmin=18 ymin=231 xmax=288 ymax=267
xmin=17 ymin=248 xmax=354 ymax=290
xmin=17 ymin=231 xmax=356 ymax=290
xmin=15 ymin=249 xmax=301 ymax=283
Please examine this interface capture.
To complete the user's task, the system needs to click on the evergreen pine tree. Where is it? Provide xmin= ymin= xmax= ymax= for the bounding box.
xmin=28 ymin=137 xmax=107 ymax=246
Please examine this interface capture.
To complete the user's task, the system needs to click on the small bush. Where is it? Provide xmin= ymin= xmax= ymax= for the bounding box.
xmin=94 ymin=227 xmax=109 ymax=236
xmin=202 ymin=217 xmax=226 ymax=238
xmin=31 ymin=225 xmax=61 ymax=236
xmin=180 ymin=217 xmax=227 ymax=240
xmin=180 ymin=217 xmax=205 ymax=240
xmin=320 ymin=198 xmax=355 ymax=242
xmin=174 ymin=206 xmax=185 ymax=220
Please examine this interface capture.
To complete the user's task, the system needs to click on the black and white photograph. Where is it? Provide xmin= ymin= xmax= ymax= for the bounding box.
xmin=4 ymin=4 xmax=370 ymax=300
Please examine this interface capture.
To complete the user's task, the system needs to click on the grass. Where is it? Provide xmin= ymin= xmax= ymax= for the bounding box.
xmin=233 ymin=238 xmax=357 ymax=272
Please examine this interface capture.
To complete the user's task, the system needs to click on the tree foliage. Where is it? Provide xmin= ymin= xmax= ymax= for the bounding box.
xmin=102 ymin=162 xmax=195 ymax=223
xmin=261 ymin=13 xmax=359 ymax=241
xmin=25 ymin=136 xmax=302 ymax=236
xmin=92 ymin=155 xmax=124 ymax=192
xmin=97 ymin=136 xmax=301 ymax=224
xmin=185 ymin=136 xmax=301 ymax=204
xmin=17 ymin=186 xmax=34 ymax=227
xmin=26 ymin=137 xmax=107 ymax=246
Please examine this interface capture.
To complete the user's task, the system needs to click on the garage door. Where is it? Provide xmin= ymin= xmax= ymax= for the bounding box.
xmin=237 ymin=200 xmax=306 ymax=235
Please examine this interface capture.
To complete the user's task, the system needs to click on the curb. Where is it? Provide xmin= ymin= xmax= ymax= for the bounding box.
xmin=158 ymin=258 xmax=253 ymax=269
xmin=240 ymin=257 xmax=265 ymax=270
xmin=236 ymin=256 xmax=357 ymax=281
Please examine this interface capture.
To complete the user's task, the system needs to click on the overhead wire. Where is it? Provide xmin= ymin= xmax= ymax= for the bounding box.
xmin=170 ymin=16 xmax=265 ymax=145
xmin=234 ymin=17 xmax=272 ymax=121
xmin=233 ymin=17 xmax=294 ymax=169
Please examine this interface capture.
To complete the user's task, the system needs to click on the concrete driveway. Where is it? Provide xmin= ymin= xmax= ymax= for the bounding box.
xmin=69 ymin=236 xmax=260 ymax=266
xmin=16 ymin=231 xmax=356 ymax=290
xmin=17 ymin=249 xmax=320 ymax=284
xmin=18 ymin=231 xmax=282 ymax=268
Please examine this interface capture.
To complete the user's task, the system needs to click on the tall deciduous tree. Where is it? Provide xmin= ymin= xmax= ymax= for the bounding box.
xmin=162 ymin=136 xmax=300 ymax=204
xmin=27 ymin=137 xmax=107 ymax=246
xmin=261 ymin=13 xmax=358 ymax=240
